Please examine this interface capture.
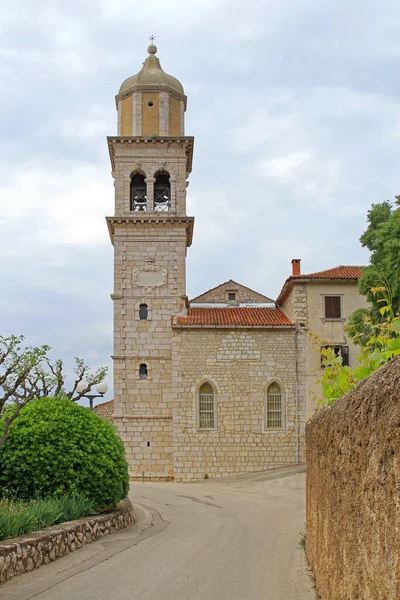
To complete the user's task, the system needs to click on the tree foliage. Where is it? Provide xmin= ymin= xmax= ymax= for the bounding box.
xmin=358 ymin=197 xmax=400 ymax=316
xmin=0 ymin=335 xmax=107 ymax=449
xmin=0 ymin=397 xmax=129 ymax=509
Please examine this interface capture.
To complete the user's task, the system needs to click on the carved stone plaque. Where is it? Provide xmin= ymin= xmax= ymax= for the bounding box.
xmin=133 ymin=259 xmax=167 ymax=294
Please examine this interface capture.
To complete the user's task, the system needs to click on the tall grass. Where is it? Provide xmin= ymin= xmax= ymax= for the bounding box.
xmin=0 ymin=495 xmax=96 ymax=541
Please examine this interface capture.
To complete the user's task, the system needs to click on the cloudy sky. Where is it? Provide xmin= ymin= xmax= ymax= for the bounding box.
xmin=1 ymin=0 xmax=399 ymax=397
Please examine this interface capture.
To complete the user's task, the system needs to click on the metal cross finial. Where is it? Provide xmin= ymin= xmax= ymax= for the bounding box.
xmin=149 ymin=34 xmax=156 ymax=44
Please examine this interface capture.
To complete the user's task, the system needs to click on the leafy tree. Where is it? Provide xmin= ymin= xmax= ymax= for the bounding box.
xmin=359 ymin=197 xmax=400 ymax=313
xmin=0 ymin=335 xmax=107 ymax=449
xmin=0 ymin=397 xmax=128 ymax=508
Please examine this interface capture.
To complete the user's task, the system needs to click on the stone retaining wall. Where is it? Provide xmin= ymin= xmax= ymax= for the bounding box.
xmin=306 ymin=357 xmax=400 ymax=600
xmin=0 ymin=498 xmax=135 ymax=584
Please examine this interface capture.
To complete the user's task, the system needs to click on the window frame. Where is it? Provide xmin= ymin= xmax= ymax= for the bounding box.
xmin=264 ymin=381 xmax=285 ymax=430
xmin=321 ymin=344 xmax=350 ymax=367
xmin=323 ymin=295 xmax=343 ymax=320
xmin=197 ymin=381 xmax=217 ymax=431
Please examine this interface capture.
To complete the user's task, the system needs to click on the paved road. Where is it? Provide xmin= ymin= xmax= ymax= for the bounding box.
xmin=2 ymin=467 xmax=316 ymax=600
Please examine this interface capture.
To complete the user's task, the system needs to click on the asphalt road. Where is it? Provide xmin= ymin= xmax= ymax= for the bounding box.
xmin=1 ymin=466 xmax=316 ymax=600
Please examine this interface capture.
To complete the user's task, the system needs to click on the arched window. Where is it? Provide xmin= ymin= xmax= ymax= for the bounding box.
xmin=139 ymin=304 xmax=148 ymax=320
xmin=266 ymin=382 xmax=283 ymax=428
xmin=154 ymin=171 xmax=170 ymax=212
xmin=130 ymin=172 xmax=147 ymax=211
xmin=198 ymin=382 xmax=216 ymax=429
xmin=139 ymin=363 xmax=148 ymax=379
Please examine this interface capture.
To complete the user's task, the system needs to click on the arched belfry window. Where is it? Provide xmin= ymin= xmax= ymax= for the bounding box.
xmin=139 ymin=304 xmax=148 ymax=320
xmin=154 ymin=171 xmax=170 ymax=212
xmin=266 ymin=382 xmax=283 ymax=428
xmin=198 ymin=382 xmax=216 ymax=429
xmin=139 ymin=364 xmax=148 ymax=379
xmin=130 ymin=172 xmax=147 ymax=211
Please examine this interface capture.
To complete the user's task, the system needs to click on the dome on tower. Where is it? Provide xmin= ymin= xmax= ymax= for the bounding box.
xmin=119 ymin=45 xmax=184 ymax=95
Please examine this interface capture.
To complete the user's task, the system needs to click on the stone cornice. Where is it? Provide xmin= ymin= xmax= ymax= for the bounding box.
xmin=115 ymin=83 xmax=187 ymax=109
xmin=107 ymin=136 xmax=194 ymax=175
xmin=106 ymin=215 xmax=194 ymax=247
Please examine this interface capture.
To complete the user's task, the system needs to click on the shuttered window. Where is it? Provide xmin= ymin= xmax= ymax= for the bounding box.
xmin=324 ymin=296 xmax=342 ymax=319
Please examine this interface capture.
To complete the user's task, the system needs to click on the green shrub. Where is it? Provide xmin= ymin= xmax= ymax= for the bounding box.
xmin=0 ymin=494 xmax=97 ymax=540
xmin=0 ymin=397 xmax=129 ymax=509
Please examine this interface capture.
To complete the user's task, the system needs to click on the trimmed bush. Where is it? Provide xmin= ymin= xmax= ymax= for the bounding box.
xmin=0 ymin=397 xmax=129 ymax=509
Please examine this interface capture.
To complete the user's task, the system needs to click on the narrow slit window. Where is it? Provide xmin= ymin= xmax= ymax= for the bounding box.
xmin=139 ymin=303 xmax=148 ymax=320
xmin=139 ymin=364 xmax=148 ymax=379
xmin=266 ymin=382 xmax=283 ymax=428
xmin=198 ymin=382 xmax=215 ymax=429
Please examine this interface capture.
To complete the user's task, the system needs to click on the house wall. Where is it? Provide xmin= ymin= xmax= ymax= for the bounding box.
xmin=171 ymin=327 xmax=307 ymax=481
xmin=305 ymin=281 xmax=368 ymax=415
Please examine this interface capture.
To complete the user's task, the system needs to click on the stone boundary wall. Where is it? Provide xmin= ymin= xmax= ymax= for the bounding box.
xmin=306 ymin=357 xmax=400 ymax=600
xmin=0 ymin=498 xmax=135 ymax=584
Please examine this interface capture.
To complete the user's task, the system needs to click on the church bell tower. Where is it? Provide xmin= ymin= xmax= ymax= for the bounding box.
xmin=107 ymin=44 xmax=194 ymax=479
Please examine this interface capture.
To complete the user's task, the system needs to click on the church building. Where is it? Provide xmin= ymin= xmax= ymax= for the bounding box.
xmin=105 ymin=44 xmax=365 ymax=480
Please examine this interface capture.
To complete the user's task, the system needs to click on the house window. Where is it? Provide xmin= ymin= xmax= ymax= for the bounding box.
xmin=228 ymin=292 xmax=236 ymax=301
xmin=139 ymin=363 xmax=148 ymax=379
xmin=324 ymin=296 xmax=342 ymax=319
xmin=139 ymin=303 xmax=148 ymax=320
xmin=321 ymin=345 xmax=350 ymax=367
xmin=266 ymin=382 xmax=283 ymax=428
xmin=198 ymin=382 xmax=216 ymax=429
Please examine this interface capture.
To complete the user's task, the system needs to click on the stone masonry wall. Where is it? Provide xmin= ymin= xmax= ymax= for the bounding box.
xmin=0 ymin=499 xmax=135 ymax=584
xmin=172 ymin=327 xmax=307 ymax=480
xmin=113 ymin=222 xmax=188 ymax=479
xmin=306 ymin=357 xmax=400 ymax=600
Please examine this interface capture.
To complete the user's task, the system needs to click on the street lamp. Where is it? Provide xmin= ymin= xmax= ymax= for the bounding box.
xmin=75 ymin=381 xmax=109 ymax=410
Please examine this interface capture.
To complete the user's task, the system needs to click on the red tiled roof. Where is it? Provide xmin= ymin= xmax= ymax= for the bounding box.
xmin=276 ymin=265 xmax=365 ymax=305
xmin=292 ymin=265 xmax=364 ymax=280
xmin=94 ymin=399 xmax=114 ymax=421
xmin=174 ymin=307 xmax=293 ymax=327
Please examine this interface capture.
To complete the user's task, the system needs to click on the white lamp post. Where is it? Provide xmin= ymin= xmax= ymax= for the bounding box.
xmin=75 ymin=380 xmax=109 ymax=410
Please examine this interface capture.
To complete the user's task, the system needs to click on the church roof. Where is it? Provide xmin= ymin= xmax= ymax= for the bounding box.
xmin=173 ymin=307 xmax=293 ymax=328
xmin=276 ymin=265 xmax=364 ymax=305
xmin=119 ymin=44 xmax=184 ymax=96
xmin=190 ymin=279 xmax=274 ymax=304
xmin=94 ymin=399 xmax=114 ymax=421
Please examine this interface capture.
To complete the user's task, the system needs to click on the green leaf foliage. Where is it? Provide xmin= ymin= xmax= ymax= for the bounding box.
xmin=0 ymin=397 xmax=129 ymax=509
xmin=0 ymin=494 xmax=96 ymax=540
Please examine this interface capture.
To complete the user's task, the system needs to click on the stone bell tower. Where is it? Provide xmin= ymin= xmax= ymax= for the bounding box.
xmin=107 ymin=43 xmax=194 ymax=479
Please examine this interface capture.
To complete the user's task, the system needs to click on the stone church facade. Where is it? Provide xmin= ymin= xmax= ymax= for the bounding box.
xmin=104 ymin=45 xmax=365 ymax=480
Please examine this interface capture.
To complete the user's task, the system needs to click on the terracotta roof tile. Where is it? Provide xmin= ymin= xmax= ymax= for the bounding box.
xmin=175 ymin=307 xmax=293 ymax=327
xmin=292 ymin=265 xmax=364 ymax=280
xmin=94 ymin=399 xmax=114 ymax=421
xmin=276 ymin=265 xmax=365 ymax=305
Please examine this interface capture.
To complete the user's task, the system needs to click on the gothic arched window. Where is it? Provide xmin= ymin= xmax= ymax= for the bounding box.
xmin=154 ymin=171 xmax=170 ymax=212
xmin=139 ymin=304 xmax=148 ymax=320
xmin=139 ymin=364 xmax=148 ymax=379
xmin=130 ymin=172 xmax=147 ymax=211
xmin=265 ymin=382 xmax=284 ymax=428
xmin=198 ymin=382 xmax=216 ymax=429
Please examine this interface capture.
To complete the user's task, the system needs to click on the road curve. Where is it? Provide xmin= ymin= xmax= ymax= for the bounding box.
xmin=2 ymin=467 xmax=316 ymax=600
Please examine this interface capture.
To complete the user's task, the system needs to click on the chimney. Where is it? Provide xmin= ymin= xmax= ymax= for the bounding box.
xmin=291 ymin=259 xmax=301 ymax=276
